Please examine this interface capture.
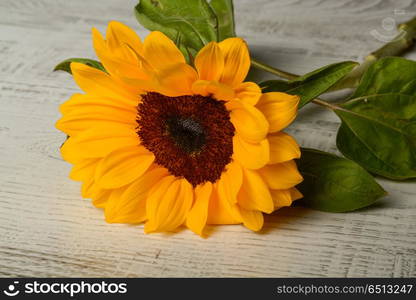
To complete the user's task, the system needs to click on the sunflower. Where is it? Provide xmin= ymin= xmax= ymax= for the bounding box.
xmin=56 ymin=21 xmax=303 ymax=236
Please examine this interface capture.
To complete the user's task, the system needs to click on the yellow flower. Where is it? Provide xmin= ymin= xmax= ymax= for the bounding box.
xmin=56 ymin=21 xmax=303 ymax=236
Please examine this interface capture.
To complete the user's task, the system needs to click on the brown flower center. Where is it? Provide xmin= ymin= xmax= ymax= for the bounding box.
xmin=137 ymin=92 xmax=235 ymax=186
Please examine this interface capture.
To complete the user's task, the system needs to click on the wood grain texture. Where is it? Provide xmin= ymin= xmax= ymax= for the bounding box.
xmin=0 ymin=0 xmax=415 ymax=277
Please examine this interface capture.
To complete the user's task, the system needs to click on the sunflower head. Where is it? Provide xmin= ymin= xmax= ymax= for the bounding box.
xmin=56 ymin=21 xmax=303 ymax=236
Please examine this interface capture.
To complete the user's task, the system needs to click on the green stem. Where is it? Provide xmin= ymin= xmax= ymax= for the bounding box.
xmin=310 ymin=98 xmax=340 ymax=110
xmin=251 ymin=58 xmax=298 ymax=80
xmin=251 ymin=17 xmax=416 ymax=111
xmin=329 ymin=16 xmax=416 ymax=91
xmin=251 ymin=16 xmax=416 ymax=90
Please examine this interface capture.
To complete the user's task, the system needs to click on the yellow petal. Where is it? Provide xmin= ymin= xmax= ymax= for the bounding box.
xmin=95 ymin=46 xmax=150 ymax=82
xmin=60 ymin=124 xmax=139 ymax=163
xmin=70 ymin=62 xmax=138 ymax=105
xmin=233 ymin=136 xmax=269 ymax=169
xmin=270 ymin=187 xmax=303 ymax=209
xmin=155 ymin=63 xmax=198 ymax=97
xmin=94 ymin=23 xmax=154 ymax=84
xmin=192 ymin=80 xmax=235 ymax=101
xmin=92 ymin=27 xmax=147 ymax=81
xmin=270 ymin=189 xmax=292 ymax=208
xmin=239 ymin=208 xmax=264 ymax=231
xmin=105 ymin=167 xmax=168 ymax=223
xmin=95 ymin=145 xmax=154 ymax=189
xmin=194 ymin=42 xmax=224 ymax=81
xmin=237 ymin=168 xmax=274 ymax=213
xmin=217 ymin=162 xmax=243 ymax=205
xmin=58 ymin=94 xmax=136 ymax=124
xmin=56 ymin=103 xmax=137 ymax=137
xmin=105 ymin=21 xmax=143 ymax=61
xmin=215 ymin=163 xmax=244 ymax=222
xmin=227 ymin=100 xmax=269 ymax=142
xmin=57 ymin=119 xmax=135 ymax=138
xmin=92 ymin=189 xmax=111 ymax=208
xmin=234 ymin=82 xmax=262 ymax=105
xmin=92 ymin=27 xmax=108 ymax=58
xmin=121 ymin=167 xmax=169 ymax=207
xmin=59 ymin=96 xmax=136 ymax=120
xmin=290 ymin=187 xmax=303 ymax=201
xmin=118 ymin=74 xmax=159 ymax=94
xmin=69 ymin=158 xmax=99 ymax=181
xmin=207 ymin=185 xmax=241 ymax=225
xmin=145 ymin=177 xmax=193 ymax=233
xmin=256 ymin=92 xmax=300 ymax=132
xmin=145 ymin=176 xmax=176 ymax=227
xmin=59 ymin=94 xmax=135 ymax=115
xmin=143 ymin=31 xmax=185 ymax=71
xmin=218 ymin=37 xmax=250 ymax=87
xmin=92 ymin=22 xmax=143 ymax=71
xmin=186 ymin=182 xmax=213 ymax=236
xmin=268 ymin=132 xmax=301 ymax=164
xmin=103 ymin=187 xmax=128 ymax=221
xmin=81 ymin=177 xmax=95 ymax=198
xmin=81 ymin=176 xmax=108 ymax=201
xmin=258 ymin=161 xmax=303 ymax=190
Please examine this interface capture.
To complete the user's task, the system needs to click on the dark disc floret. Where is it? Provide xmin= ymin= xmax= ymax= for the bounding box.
xmin=137 ymin=92 xmax=235 ymax=186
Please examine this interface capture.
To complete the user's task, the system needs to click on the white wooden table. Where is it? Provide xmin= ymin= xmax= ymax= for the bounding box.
xmin=0 ymin=0 xmax=415 ymax=277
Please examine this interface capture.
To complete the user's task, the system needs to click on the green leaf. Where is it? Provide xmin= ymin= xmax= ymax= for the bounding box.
xmin=260 ymin=61 xmax=358 ymax=108
xmin=134 ymin=0 xmax=218 ymax=60
xmin=259 ymin=79 xmax=292 ymax=92
xmin=335 ymin=93 xmax=416 ymax=180
xmin=209 ymin=0 xmax=235 ymax=40
xmin=352 ymin=57 xmax=416 ymax=98
xmin=335 ymin=57 xmax=416 ymax=180
xmin=297 ymin=148 xmax=386 ymax=212
xmin=54 ymin=58 xmax=106 ymax=74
